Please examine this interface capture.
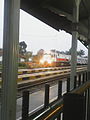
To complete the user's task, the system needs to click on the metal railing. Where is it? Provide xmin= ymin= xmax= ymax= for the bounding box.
xmin=20 ymin=71 xmax=90 ymax=120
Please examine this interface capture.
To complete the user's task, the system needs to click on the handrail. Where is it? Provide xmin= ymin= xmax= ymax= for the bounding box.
xmin=30 ymin=80 xmax=90 ymax=120
xmin=72 ymin=81 xmax=90 ymax=94
xmin=20 ymin=71 xmax=88 ymax=120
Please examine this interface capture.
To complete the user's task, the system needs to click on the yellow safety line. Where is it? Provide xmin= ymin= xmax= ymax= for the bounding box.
xmin=44 ymin=104 xmax=63 ymax=120
xmin=18 ymin=71 xmax=23 ymax=74
xmin=30 ymin=76 xmax=36 ymax=79
xmin=27 ymin=71 xmax=31 ymax=74
xmin=18 ymin=78 xmax=22 ymax=81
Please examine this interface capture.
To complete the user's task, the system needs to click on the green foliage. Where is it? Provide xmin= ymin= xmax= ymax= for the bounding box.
xmin=32 ymin=55 xmax=40 ymax=63
xmin=24 ymin=51 xmax=32 ymax=62
xmin=18 ymin=62 xmax=26 ymax=67
xmin=65 ymin=48 xmax=71 ymax=55
xmin=77 ymin=49 xmax=85 ymax=56
xmin=18 ymin=62 xmax=28 ymax=68
xmin=19 ymin=41 xmax=33 ymax=62
xmin=19 ymin=41 xmax=27 ymax=55
xmin=65 ymin=48 xmax=85 ymax=56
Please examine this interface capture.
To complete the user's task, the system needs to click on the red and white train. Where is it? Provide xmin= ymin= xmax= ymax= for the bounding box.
xmin=39 ymin=50 xmax=87 ymax=67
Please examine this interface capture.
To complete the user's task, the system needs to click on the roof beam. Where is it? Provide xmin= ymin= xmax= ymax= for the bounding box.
xmin=44 ymin=5 xmax=73 ymax=21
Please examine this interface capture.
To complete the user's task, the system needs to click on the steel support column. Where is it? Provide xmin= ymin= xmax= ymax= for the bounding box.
xmin=88 ymin=16 xmax=90 ymax=79
xmin=88 ymin=44 xmax=90 ymax=79
xmin=88 ymin=44 xmax=90 ymax=116
xmin=1 ymin=0 xmax=20 ymax=120
xmin=87 ymin=17 xmax=90 ymax=120
xmin=70 ymin=0 xmax=81 ymax=90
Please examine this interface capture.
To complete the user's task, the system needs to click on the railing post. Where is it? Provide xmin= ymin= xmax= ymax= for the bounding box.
xmin=58 ymin=81 xmax=62 ymax=99
xmin=22 ymin=91 xmax=29 ymax=120
xmin=87 ymin=88 xmax=90 ymax=120
xmin=74 ymin=76 xmax=77 ymax=89
xmin=82 ymin=73 xmax=85 ymax=84
xmin=44 ymin=84 xmax=50 ymax=108
xmin=78 ymin=74 xmax=81 ymax=86
xmin=87 ymin=71 xmax=90 ymax=120
xmin=84 ymin=90 xmax=88 ymax=120
xmin=57 ymin=114 xmax=61 ymax=120
xmin=57 ymin=81 xmax=62 ymax=120
xmin=86 ymin=72 xmax=88 ymax=81
xmin=67 ymin=78 xmax=70 ymax=92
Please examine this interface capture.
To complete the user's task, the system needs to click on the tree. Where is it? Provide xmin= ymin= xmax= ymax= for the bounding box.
xmin=24 ymin=51 xmax=32 ymax=62
xmin=32 ymin=55 xmax=40 ymax=63
xmin=37 ymin=49 xmax=44 ymax=57
xmin=65 ymin=48 xmax=71 ymax=55
xmin=60 ymin=51 xmax=65 ymax=54
xmin=65 ymin=49 xmax=85 ymax=57
xmin=19 ymin=41 xmax=27 ymax=55
xmin=77 ymin=49 xmax=85 ymax=57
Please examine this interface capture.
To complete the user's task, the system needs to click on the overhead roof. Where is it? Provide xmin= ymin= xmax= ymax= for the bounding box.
xmin=21 ymin=0 xmax=90 ymax=48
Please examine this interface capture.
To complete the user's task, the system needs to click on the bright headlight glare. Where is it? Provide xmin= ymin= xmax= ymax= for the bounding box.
xmin=40 ymin=59 xmax=44 ymax=64
xmin=47 ymin=60 xmax=52 ymax=64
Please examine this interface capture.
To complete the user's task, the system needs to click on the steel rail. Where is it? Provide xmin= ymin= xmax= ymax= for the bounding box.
xmin=0 ymin=65 xmax=87 ymax=77
xmin=17 ymin=67 xmax=87 ymax=91
xmin=18 ymin=66 xmax=87 ymax=81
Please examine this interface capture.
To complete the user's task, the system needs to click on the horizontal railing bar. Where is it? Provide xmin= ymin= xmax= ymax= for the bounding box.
xmin=31 ymin=99 xmax=63 ymax=120
xmin=29 ymin=98 xmax=61 ymax=119
xmin=72 ymin=81 xmax=90 ymax=94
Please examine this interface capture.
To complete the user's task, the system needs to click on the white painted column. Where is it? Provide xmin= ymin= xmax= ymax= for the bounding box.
xmin=70 ymin=0 xmax=81 ymax=90
xmin=1 ymin=0 xmax=20 ymax=120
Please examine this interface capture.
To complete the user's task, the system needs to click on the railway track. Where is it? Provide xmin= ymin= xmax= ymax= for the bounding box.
xmin=18 ymin=66 xmax=87 ymax=82
xmin=0 ymin=66 xmax=70 ymax=77
xmin=17 ymin=66 xmax=87 ymax=91
xmin=0 ymin=65 xmax=86 ymax=76
xmin=0 ymin=65 xmax=87 ymax=98
xmin=0 ymin=65 xmax=87 ymax=82
xmin=0 ymin=65 xmax=87 ymax=86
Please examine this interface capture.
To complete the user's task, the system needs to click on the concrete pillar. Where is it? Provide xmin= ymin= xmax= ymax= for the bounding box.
xmin=1 ymin=0 xmax=20 ymax=120
xmin=70 ymin=0 xmax=81 ymax=90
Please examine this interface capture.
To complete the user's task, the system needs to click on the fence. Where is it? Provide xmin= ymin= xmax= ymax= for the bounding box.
xmin=20 ymin=71 xmax=90 ymax=120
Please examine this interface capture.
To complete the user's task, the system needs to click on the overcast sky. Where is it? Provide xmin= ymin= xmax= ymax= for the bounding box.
xmin=0 ymin=0 xmax=88 ymax=55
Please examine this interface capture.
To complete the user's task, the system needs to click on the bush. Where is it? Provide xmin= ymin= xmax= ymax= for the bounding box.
xmin=18 ymin=62 xmax=28 ymax=68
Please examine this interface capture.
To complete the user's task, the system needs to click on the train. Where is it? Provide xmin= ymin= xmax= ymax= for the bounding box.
xmin=39 ymin=50 xmax=88 ymax=67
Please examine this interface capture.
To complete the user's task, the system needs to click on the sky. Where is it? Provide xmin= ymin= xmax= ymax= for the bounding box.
xmin=0 ymin=0 xmax=88 ymax=55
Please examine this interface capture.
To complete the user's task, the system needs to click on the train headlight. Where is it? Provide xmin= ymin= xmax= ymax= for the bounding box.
xmin=40 ymin=59 xmax=44 ymax=64
xmin=47 ymin=60 xmax=52 ymax=64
